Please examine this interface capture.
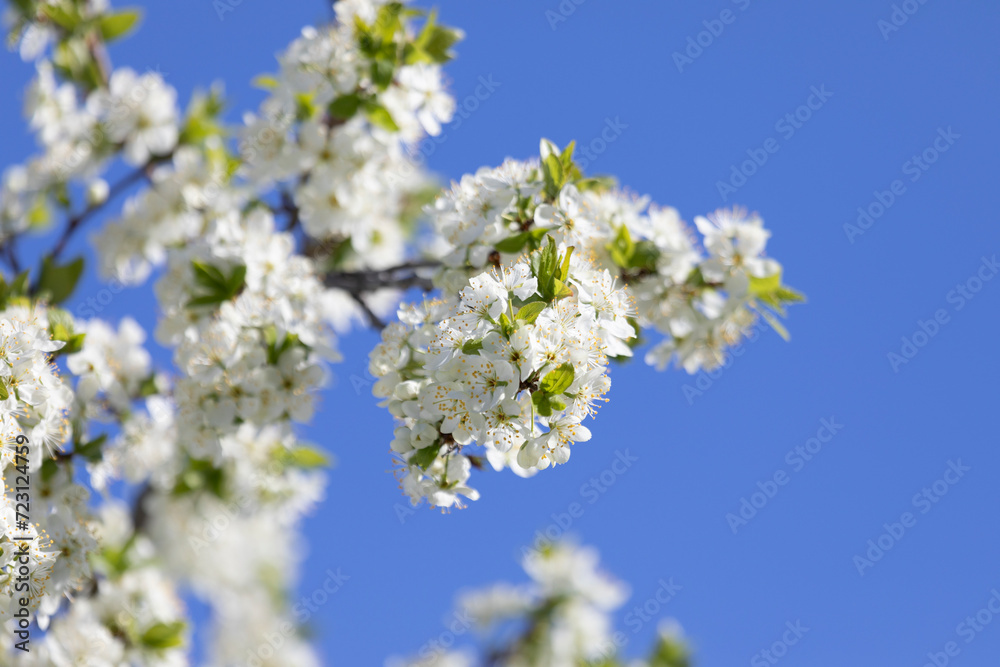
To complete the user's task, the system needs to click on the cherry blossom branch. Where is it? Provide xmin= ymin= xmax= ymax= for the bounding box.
xmin=50 ymin=157 xmax=161 ymax=260
xmin=323 ymin=260 xmax=439 ymax=293
xmin=324 ymin=260 xmax=439 ymax=329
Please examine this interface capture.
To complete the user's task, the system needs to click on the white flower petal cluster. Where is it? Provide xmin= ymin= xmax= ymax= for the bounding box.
xmin=66 ymin=316 xmax=152 ymax=420
xmin=371 ymin=249 xmax=633 ymax=507
xmin=237 ymin=0 xmax=455 ymax=275
xmin=0 ymin=308 xmax=71 ymax=466
xmin=23 ymin=502 xmax=188 ymax=666
xmin=2 ymin=60 xmax=180 ymax=249
xmin=91 ymin=68 xmax=179 ymax=166
xmin=154 ymin=207 xmax=340 ymax=460
xmin=392 ymin=541 xmax=631 ymax=667
xmin=93 ymin=145 xmax=231 ymax=284
xmin=426 ymin=143 xmax=790 ymax=375
xmin=628 ymin=206 xmax=784 ymax=373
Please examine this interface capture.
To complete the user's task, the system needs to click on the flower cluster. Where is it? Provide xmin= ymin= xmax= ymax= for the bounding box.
xmin=371 ymin=140 xmax=799 ymax=508
xmin=237 ymin=0 xmax=460 ymax=307
xmin=390 ymin=541 xmax=691 ymax=667
xmin=371 ymin=240 xmax=633 ymax=507
xmin=153 ymin=207 xmax=339 ymax=461
xmin=0 ymin=308 xmax=71 ymax=466
xmin=17 ymin=502 xmax=187 ymax=666
xmin=65 ymin=316 xmax=152 ymax=420
xmin=425 ymin=140 xmax=801 ymax=376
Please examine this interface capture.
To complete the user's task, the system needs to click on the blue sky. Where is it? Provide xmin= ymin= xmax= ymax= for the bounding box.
xmin=3 ymin=0 xmax=1000 ymax=665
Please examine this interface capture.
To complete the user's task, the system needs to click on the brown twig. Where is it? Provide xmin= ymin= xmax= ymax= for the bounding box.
xmin=50 ymin=159 xmax=161 ymax=260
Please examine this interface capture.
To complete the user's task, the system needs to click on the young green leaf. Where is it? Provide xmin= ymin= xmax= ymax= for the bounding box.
xmin=281 ymin=446 xmax=331 ymax=469
xmin=364 ymin=102 xmax=400 ymax=132
xmin=540 ymin=363 xmax=575 ymax=395
xmin=462 ymin=339 xmax=484 ymax=355
xmin=748 ymin=272 xmax=781 ymax=296
xmin=98 ymin=9 xmax=142 ymax=42
xmin=558 ymin=246 xmax=574 ymax=281
xmin=495 ymin=232 xmax=531 ymax=254
xmin=36 ymin=255 xmax=84 ymax=305
xmin=141 ymin=622 xmax=186 ymax=650
xmin=411 ymin=442 xmax=442 ymax=470
xmin=515 ymin=301 xmax=547 ymax=324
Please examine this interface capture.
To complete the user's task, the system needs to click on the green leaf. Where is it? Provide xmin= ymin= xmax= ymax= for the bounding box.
xmin=759 ymin=309 xmax=791 ymax=342
xmin=172 ymin=459 xmax=225 ymax=498
xmin=495 ymin=232 xmax=531 ymax=254
xmin=138 ymin=375 xmax=158 ymax=397
xmin=185 ymin=294 xmax=228 ymax=308
xmin=532 ymin=390 xmax=553 ymax=417
xmin=773 ymin=285 xmax=806 ymax=303
xmin=498 ymin=312 xmax=513 ymax=337
xmin=226 ymin=264 xmax=247 ymax=294
xmin=40 ymin=4 xmax=79 ymax=30
xmin=551 ymin=278 xmax=573 ymax=300
xmin=186 ymin=261 xmax=246 ymax=309
xmin=371 ymin=57 xmax=395 ymax=89
xmin=540 ymin=363 xmax=574 ymax=395
xmin=294 ymin=92 xmax=316 ymax=122
xmin=411 ymin=442 xmax=442 ymax=470
xmin=98 ymin=9 xmax=141 ymax=42
xmin=575 ymin=175 xmax=617 ymax=193
xmin=516 ymin=301 xmax=547 ymax=324
xmin=27 ymin=195 xmax=49 ymax=227
xmin=329 ymin=93 xmax=363 ymax=121
xmin=76 ymin=434 xmax=107 ymax=462
xmin=35 ymin=255 xmax=84 ymax=305
xmin=496 ymin=228 xmax=548 ymax=254
xmin=282 ymin=446 xmax=331 ymax=469
xmin=647 ymin=634 xmax=692 ymax=667
xmin=266 ymin=330 xmax=301 ymax=365
xmin=41 ymin=458 xmax=59 ymax=482
xmin=252 ymin=74 xmax=279 ymax=90
xmin=415 ymin=14 xmax=461 ymax=64
xmin=530 ymin=237 xmax=573 ymax=302
xmin=542 ymin=153 xmax=564 ymax=200
xmin=749 ymin=272 xmax=781 ymax=296
xmin=462 ymin=339 xmax=484 ymax=355
xmin=373 ymin=2 xmax=404 ymax=40
xmin=560 ymin=140 xmax=576 ymax=168
xmin=141 ymin=622 xmax=185 ymax=650
xmin=364 ymin=102 xmax=399 ymax=132
xmin=49 ymin=313 xmax=86 ymax=357
xmin=531 ymin=390 xmax=566 ymax=417
xmin=607 ymin=225 xmax=635 ymax=268
xmin=8 ymin=270 xmax=29 ymax=298
xmin=558 ymin=246 xmax=574 ymax=281
xmin=191 ymin=260 xmax=226 ymax=290
xmin=0 ymin=382 xmax=8 ymax=401
xmin=629 ymin=240 xmax=660 ymax=272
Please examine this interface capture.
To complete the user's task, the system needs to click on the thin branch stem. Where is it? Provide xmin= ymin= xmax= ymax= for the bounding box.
xmin=50 ymin=159 xmax=158 ymax=260
xmin=324 ymin=260 xmax=440 ymax=330
xmin=351 ymin=293 xmax=386 ymax=329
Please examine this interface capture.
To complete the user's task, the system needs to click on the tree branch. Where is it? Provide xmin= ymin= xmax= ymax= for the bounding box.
xmin=50 ymin=159 xmax=160 ymax=260
xmin=323 ymin=260 xmax=439 ymax=294
xmin=324 ymin=260 xmax=440 ymax=330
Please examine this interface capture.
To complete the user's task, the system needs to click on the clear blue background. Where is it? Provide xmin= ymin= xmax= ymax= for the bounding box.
xmin=2 ymin=1 xmax=999 ymax=665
